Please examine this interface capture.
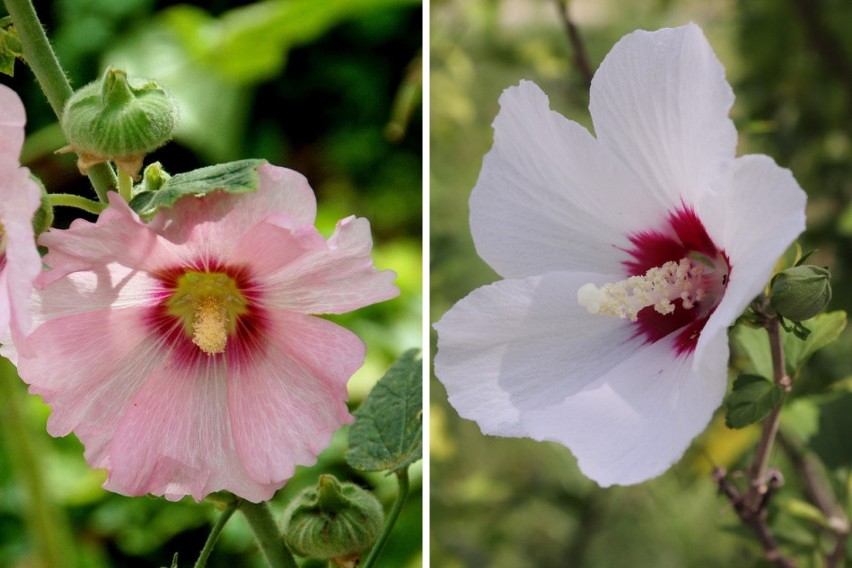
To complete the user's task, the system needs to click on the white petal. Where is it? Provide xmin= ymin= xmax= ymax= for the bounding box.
xmin=695 ymin=154 xmax=807 ymax=368
xmin=434 ymin=271 xmax=641 ymax=429
xmin=523 ymin=329 xmax=729 ymax=486
xmin=590 ymin=24 xmax=737 ymax=206
xmin=470 ymin=81 xmax=665 ymax=279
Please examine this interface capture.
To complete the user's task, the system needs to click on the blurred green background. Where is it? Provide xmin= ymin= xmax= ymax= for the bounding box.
xmin=0 ymin=0 xmax=422 ymax=566
xmin=431 ymin=0 xmax=852 ymax=566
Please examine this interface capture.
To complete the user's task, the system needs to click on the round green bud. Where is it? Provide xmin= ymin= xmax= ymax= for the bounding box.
xmin=281 ymin=474 xmax=384 ymax=563
xmin=60 ymin=67 xmax=178 ymax=177
xmin=770 ymin=264 xmax=832 ymax=322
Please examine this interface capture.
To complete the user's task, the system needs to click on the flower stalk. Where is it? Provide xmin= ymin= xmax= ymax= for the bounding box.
xmin=238 ymin=500 xmax=298 ymax=568
xmin=361 ymin=468 xmax=410 ymax=568
xmin=48 ymin=193 xmax=106 ymax=214
xmin=193 ymin=498 xmax=240 ymax=568
xmin=746 ymin=316 xmax=791 ymax=503
xmin=2 ymin=0 xmax=116 ymax=200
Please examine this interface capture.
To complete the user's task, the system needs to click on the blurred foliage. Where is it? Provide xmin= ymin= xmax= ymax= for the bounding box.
xmin=0 ymin=0 xmax=421 ymax=566
xmin=431 ymin=0 xmax=852 ymax=566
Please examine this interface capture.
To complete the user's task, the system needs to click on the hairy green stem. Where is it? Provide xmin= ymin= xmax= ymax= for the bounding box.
xmin=0 ymin=358 xmax=76 ymax=568
xmin=194 ymin=500 xmax=240 ymax=568
xmin=48 ymin=193 xmax=106 ymax=214
xmin=238 ymin=500 xmax=298 ymax=568
xmin=3 ymin=0 xmax=116 ymax=201
xmin=362 ymin=468 xmax=410 ymax=568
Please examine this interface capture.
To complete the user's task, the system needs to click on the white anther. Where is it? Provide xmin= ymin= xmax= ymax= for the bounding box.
xmin=578 ymin=258 xmax=706 ymax=321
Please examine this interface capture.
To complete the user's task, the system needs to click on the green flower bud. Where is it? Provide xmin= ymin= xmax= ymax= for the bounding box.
xmin=282 ymin=474 xmax=384 ymax=564
xmin=139 ymin=161 xmax=171 ymax=195
xmin=60 ymin=67 xmax=178 ymax=178
xmin=770 ymin=264 xmax=832 ymax=321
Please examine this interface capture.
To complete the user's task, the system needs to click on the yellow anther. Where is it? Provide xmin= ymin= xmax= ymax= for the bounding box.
xmin=192 ymin=296 xmax=228 ymax=355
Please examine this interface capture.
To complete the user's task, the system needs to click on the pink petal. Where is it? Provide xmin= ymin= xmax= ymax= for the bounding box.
xmin=38 ymin=194 xmax=181 ymax=286
xmin=0 ymin=167 xmax=43 ymax=339
xmin=258 ymin=216 xmax=399 ymax=314
xmin=590 ymin=24 xmax=737 ymax=206
xmin=0 ymin=85 xmax=26 ymax=163
xmin=148 ymin=164 xmax=318 ymax=261
xmin=106 ymin=358 xmax=278 ymax=502
xmin=228 ymin=312 xmax=361 ymax=484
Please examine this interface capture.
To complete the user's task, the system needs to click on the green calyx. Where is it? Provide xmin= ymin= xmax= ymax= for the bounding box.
xmin=281 ymin=474 xmax=384 ymax=562
xmin=770 ymin=264 xmax=832 ymax=322
xmin=60 ymin=67 xmax=178 ymax=177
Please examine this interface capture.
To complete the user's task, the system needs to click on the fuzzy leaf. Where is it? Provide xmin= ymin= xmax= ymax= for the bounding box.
xmin=129 ymin=159 xmax=265 ymax=219
xmin=725 ymin=374 xmax=783 ymax=429
xmin=346 ymin=349 xmax=422 ymax=472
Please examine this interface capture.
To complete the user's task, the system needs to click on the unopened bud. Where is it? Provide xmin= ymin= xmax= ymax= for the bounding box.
xmin=60 ymin=67 xmax=178 ymax=178
xmin=770 ymin=265 xmax=832 ymax=321
xmin=282 ymin=474 xmax=384 ymax=565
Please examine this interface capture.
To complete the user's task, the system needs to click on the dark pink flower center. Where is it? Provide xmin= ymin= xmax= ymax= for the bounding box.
xmin=622 ymin=206 xmax=730 ymax=355
xmin=145 ymin=260 xmax=268 ymax=368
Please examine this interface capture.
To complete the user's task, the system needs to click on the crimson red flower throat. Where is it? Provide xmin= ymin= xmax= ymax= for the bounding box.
xmin=623 ymin=206 xmax=731 ymax=355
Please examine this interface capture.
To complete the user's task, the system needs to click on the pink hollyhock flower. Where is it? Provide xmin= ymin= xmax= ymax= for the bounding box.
xmin=434 ymin=24 xmax=807 ymax=486
xmin=12 ymin=164 xmax=399 ymax=501
xmin=0 ymin=85 xmax=42 ymax=342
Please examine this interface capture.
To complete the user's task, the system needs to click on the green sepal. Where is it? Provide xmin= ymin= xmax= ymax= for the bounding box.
xmin=128 ymin=159 xmax=266 ymax=220
xmin=346 ymin=348 xmax=422 ymax=473
xmin=0 ymin=17 xmax=22 ymax=77
xmin=30 ymin=175 xmax=53 ymax=237
xmin=724 ymin=374 xmax=783 ymax=429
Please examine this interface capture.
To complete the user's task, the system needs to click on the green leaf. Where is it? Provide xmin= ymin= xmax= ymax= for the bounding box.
xmin=164 ymin=0 xmax=421 ymax=83
xmin=783 ymin=311 xmax=847 ymax=374
xmin=730 ymin=324 xmax=772 ymax=379
xmin=128 ymin=159 xmax=266 ymax=219
xmin=777 ymin=498 xmax=830 ymax=529
xmin=346 ymin=348 xmax=422 ymax=472
xmin=801 ymin=390 xmax=852 ymax=469
xmin=724 ymin=374 xmax=783 ymax=429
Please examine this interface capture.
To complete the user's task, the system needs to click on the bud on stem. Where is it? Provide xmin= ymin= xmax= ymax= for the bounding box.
xmin=60 ymin=67 xmax=178 ymax=178
xmin=770 ymin=264 xmax=832 ymax=322
xmin=281 ymin=474 xmax=384 ymax=565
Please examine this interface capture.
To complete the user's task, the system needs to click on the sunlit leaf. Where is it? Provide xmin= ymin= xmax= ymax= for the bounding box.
xmin=729 ymin=324 xmax=772 ymax=379
xmin=164 ymin=0 xmax=421 ymax=83
xmin=724 ymin=374 xmax=783 ymax=429
xmin=346 ymin=348 xmax=422 ymax=472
